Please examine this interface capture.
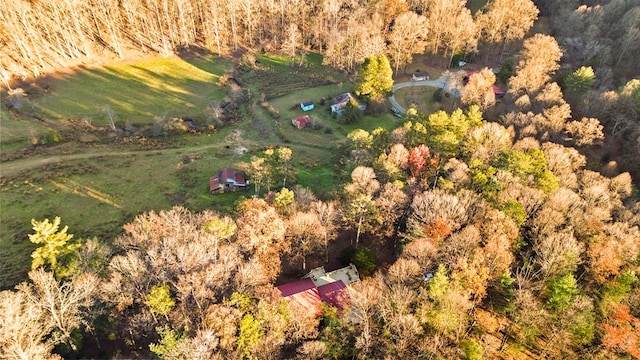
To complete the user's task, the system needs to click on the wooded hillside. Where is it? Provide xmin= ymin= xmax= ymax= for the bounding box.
xmin=1 ymin=0 xmax=640 ymax=359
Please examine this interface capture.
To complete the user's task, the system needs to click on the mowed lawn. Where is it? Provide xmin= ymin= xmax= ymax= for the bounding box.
xmin=394 ymin=86 xmax=443 ymax=116
xmin=30 ymin=55 xmax=228 ymax=126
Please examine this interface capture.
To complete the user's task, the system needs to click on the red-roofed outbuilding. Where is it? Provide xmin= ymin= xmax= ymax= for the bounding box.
xmin=210 ymin=168 xmax=249 ymax=194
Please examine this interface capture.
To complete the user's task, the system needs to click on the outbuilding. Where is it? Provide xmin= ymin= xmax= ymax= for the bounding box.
xmin=300 ymin=101 xmax=314 ymax=111
xmin=210 ymin=168 xmax=249 ymax=194
xmin=292 ymin=114 xmax=311 ymax=129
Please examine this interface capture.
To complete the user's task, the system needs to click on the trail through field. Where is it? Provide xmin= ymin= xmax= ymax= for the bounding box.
xmin=0 ymin=142 xmax=227 ymax=179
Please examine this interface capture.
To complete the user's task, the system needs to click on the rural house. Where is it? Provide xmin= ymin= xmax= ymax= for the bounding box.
xmin=209 ymin=168 xmax=249 ymax=194
xmin=330 ymin=92 xmax=353 ymax=114
xmin=300 ymin=101 xmax=314 ymax=111
xmin=291 ymin=114 xmax=311 ymax=129
xmin=277 ymin=265 xmax=360 ymax=315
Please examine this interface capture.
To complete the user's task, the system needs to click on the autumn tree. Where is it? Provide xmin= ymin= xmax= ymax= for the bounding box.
xmin=355 ymin=55 xmax=394 ymax=98
xmin=374 ymin=182 xmax=409 ymax=239
xmin=145 ymin=283 xmax=176 ymax=320
xmin=343 ymin=193 xmax=381 ymax=248
xmin=302 ymin=203 xmax=336 ymax=264
xmin=28 ymin=217 xmax=81 ymax=279
xmin=18 ymin=269 xmax=99 ymax=352
xmin=441 ymin=7 xmax=478 ymax=68
xmin=477 ymin=0 xmax=539 ymax=60
xmin=286 ymin=211 xmax=324 ymax=271
xmin=236 ymin=199 xmax=287 ymax=282
xmin=565 ymin=117 xmax=604 ymax=146
xmin=407 ymin=144 xmax=435 ymax=180
xmin=509 ymin=34 xmax=563 ymax=97
xmin=0 ymin=289 xmax=60 ymax=360
xmin=462 ymin=68 xmax=497 ymax=110
xmin=463 ymin=122 xmax=512 ymax=162
xmin=387 ymin=11 xmax=428 ymax=73
xmin=601 ymin=304 xmax=640 ymax=359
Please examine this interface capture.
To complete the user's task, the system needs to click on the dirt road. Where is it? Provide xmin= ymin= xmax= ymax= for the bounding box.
xmin=0 ymin=142 xmax=224 ymax=179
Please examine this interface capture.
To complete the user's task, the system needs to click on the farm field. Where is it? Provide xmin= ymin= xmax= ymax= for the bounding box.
xmin=0 ymin=51 xmax=397 ymax=288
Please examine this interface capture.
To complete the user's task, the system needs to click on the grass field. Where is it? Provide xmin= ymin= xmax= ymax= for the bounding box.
xmin=34 ymin=55 xmax=228 ymax=125
xmin=394 ymin=86 xmax=443 ymax=115
xmin=1 ymin=55 xmax=230 ymax=133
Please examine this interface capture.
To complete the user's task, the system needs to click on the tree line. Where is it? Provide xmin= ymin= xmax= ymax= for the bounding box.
xmin=1 ymin=0 xmax=540 ymax=81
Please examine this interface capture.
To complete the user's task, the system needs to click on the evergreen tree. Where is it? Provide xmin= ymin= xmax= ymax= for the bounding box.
xmin=28 ymin=217 xmax=80 ymax=279
xmin=355 ymin=55 xmax=394 ymax=98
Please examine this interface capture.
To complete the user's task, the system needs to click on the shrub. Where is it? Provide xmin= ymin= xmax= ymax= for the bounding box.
xmin=460 ymin=339 xmax=483 ymax=360
xmin=364 ymin=94 xmax=388 ymax=116
xmin=352 ymin=247 xmax=376 ymax=276
xmin=433 ymin=88 xmax=444 ymax=102
xmin=339 ymin=245 xmax=357 ymax=266
xmin=339 ymin=246 xmax=377 ymax=276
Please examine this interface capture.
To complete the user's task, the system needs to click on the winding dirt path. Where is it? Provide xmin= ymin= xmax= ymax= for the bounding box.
xmin=0 ymin=142 xmax=226 ymax=179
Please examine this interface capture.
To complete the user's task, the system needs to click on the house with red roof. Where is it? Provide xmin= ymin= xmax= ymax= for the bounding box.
xmin=277 ymin=265 xmax=359 ymax=315
xmin=210 ymin=168 xmax=249 ymax=194
xmin=292 ymin=114 xmax=311 ymax=129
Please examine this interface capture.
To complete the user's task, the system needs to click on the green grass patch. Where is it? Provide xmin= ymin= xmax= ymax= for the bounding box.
xmin=29 ymin=55 xmax=229 ymax=126
xmin=468 ymin=0 xmax=486 ymax=13
xmin=394 ymin=86 xmax=442 ymax=116
xmin=296 ymin=165 xmax=340 ymax=200
xmin=0 ymin=109 xmax=50 ymax=149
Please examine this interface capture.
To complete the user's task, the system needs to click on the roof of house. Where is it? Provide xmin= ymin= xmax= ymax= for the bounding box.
xmin=331 ymin=93 xmax=351 ymax=105
xmin=277 ymin=279 xmax=323 ymax=314
xmin=210 ymin=168 xmax=247 ymax=192
xmin=305 ymin=264 xmax=360 ymax=286
xmin=210 ymin=176 xmax=221 ymax=191
xmin=278 ymin=266 xmax=358 ymax=315
xmin=301 ymin=101 xmax=314 ymax=107
xmin=317 ymin=280 xmax=348 ymax=308
xmin=292 ymin=114 xmax=311 ymax=128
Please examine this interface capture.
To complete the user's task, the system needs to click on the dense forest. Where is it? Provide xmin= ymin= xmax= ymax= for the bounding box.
xmin=2 ymin=0 xmax=640 ymax=359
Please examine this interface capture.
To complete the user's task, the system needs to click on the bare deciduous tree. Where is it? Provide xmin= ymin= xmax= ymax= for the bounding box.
xmin=18 ymin=269 xmax=98 ymax=351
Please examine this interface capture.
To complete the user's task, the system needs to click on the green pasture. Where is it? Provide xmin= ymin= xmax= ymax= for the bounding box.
xmin=30 ymin=55 xmax=227 ymax=126
xmin=0 ymin=109 xmax=51 ymax=149
xmin=0 ymin=130 xmax=247 ymax=287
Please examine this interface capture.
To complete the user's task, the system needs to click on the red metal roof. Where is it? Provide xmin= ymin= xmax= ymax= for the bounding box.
xmin=278 ymin=279 xmax=323 ymax=314
xmin=292 ymin=114 xmax=311 ymax=129
xmin=278 ymin=278 xmax=351 ymax=315
xmin=211 ymin=168 xmax=247 ymax=192
xmin=210 ymin=176 xmax=221 ymax=192
xmin=278 ymin=279 xmax=316 ymax=297
xmin=317 ymin=280 xmax=349 ymax=308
